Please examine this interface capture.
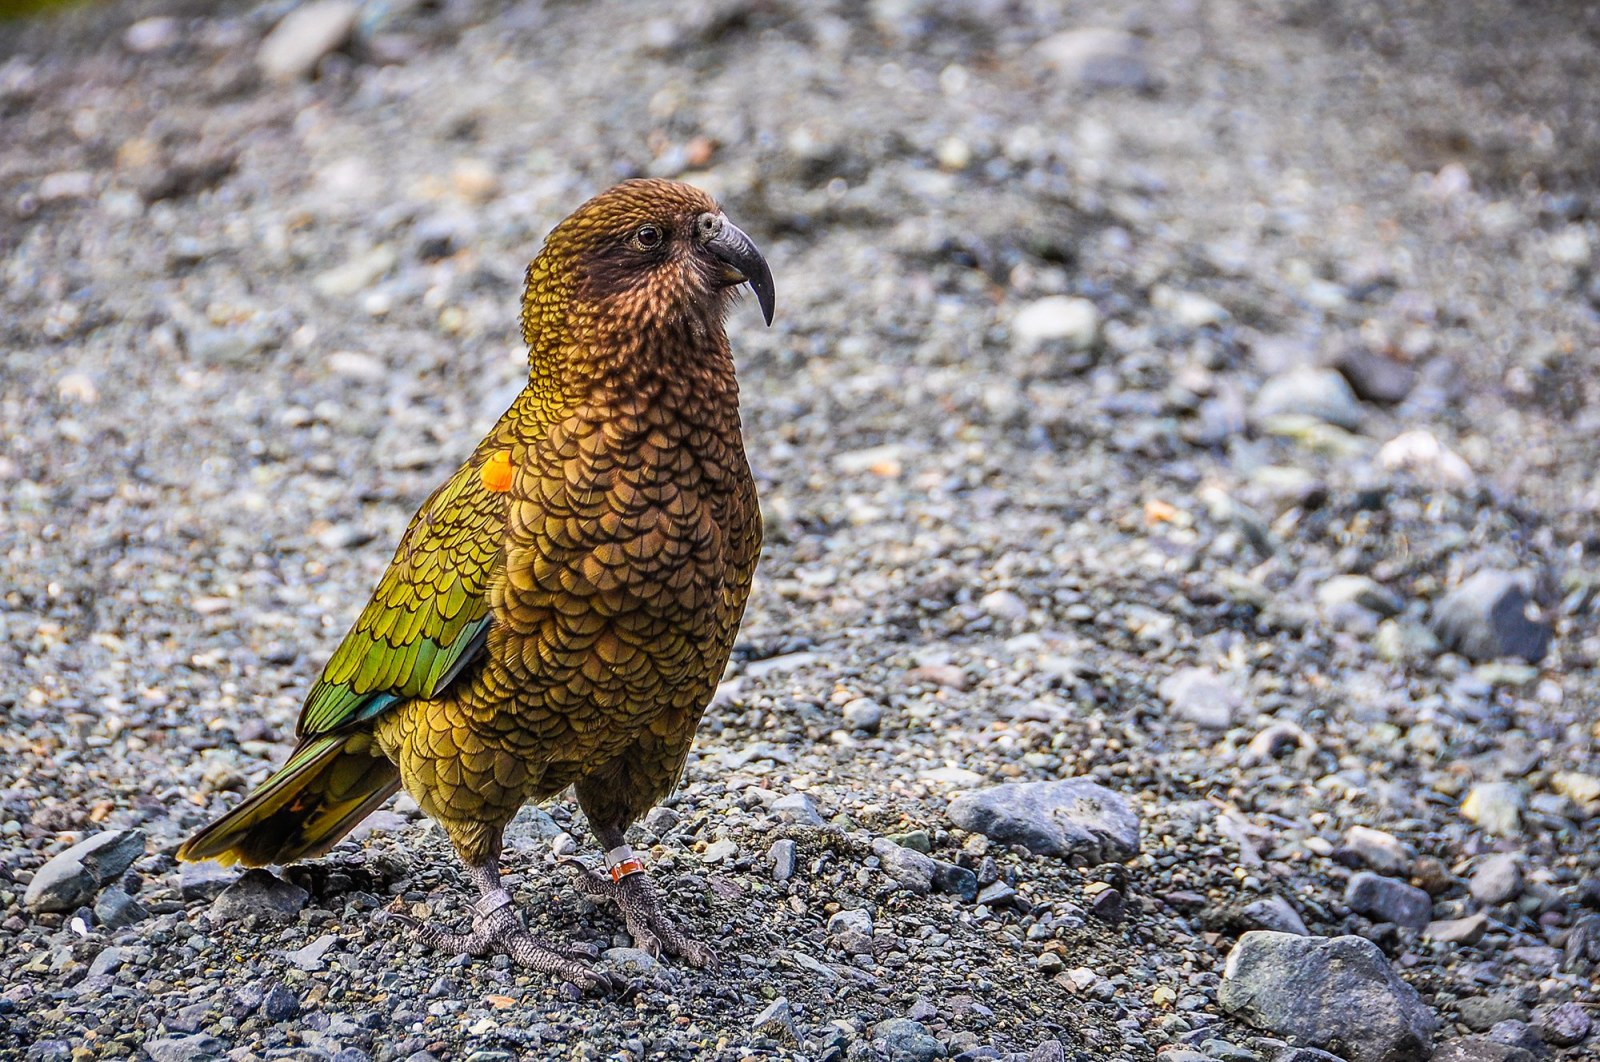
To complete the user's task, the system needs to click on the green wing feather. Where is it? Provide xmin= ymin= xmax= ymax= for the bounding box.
xmin=297 ymin=457 xmax=507 ymax=738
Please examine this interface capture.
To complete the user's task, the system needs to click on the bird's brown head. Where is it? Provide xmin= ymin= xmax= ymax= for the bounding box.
xmin=522 ymin=179 xmax=774 ymax=361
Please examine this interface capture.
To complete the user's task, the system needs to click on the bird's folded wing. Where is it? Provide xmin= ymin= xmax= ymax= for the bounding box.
xmin=296 ymin=459 xmax=506 ymax=738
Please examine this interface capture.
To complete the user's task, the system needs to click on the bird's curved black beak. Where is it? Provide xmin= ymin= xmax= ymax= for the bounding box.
xmin=704 ymin=215 xmax=775 ymax=326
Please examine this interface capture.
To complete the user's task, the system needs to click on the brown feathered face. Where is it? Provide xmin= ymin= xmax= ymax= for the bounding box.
xmin=545 ymin=179 xmax=775 ymax=332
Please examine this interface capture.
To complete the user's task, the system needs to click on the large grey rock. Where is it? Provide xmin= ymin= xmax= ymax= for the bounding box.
xmin=1431 ymin=570 xmax=1551 ymax=663
xmin=207 ymin=869 xmax=308 ymax=924
xmin=24 ymin=829 xmax=146 ymax=913
xmin=871 ymin=1018 xmax=947 ymax=1062
xmin=949 ymin=780 xmax=1139 ymax=863
xmin=1219 ymin=932 xmax=1438 ymax=1062
xmin=1346 ymin=870 xmax=1433 ymax=930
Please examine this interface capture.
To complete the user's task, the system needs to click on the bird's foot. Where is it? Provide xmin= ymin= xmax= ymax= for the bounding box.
xmin=385 ymin=891 xmax=621 ymax=992
xmin=561 ymin=853 xmax=718 ymax=968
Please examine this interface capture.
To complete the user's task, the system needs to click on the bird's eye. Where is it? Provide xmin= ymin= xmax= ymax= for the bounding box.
xmin=632 ymin=224 xmax=663 ymax=251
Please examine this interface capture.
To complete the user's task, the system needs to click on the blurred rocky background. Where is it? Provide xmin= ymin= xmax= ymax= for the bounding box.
xmin=1 ymin=1 xmax=1598 ymax=1059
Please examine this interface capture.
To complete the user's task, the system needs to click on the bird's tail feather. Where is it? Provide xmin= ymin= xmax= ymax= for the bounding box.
xmin=177 ymin=734 xmax=401 ymax=868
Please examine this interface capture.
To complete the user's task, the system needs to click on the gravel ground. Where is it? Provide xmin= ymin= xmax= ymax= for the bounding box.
xmin=3 ymin=1 xmax=1599 ymax=1060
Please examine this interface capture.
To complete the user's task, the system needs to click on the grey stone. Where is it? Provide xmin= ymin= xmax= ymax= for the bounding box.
xmin=1010 ymin=296 xmax=1100 ymax=352
xmin=24 ymin=829 xmax=147 ymax=912
xmin=179 ymin=861 xmax=238 ymax=901
xmin=1027 ymin=1041 xmax=1065 ymax=1062
xmin=1423 ymin=912 xmax=1487 ymax=945
xmin=26 ymin=1041 xmax=71 ymax=1062
xmin=1276 ymin=1051 xmax=1346 ymax=1062
xmin=1033 ymin=29 xmax=1153 ymax=92
xmin=872 ymin=1017 xmax=947 ymax=1062
xmin=1336 ymin=825 xmax=1413 ymax=876
xmin=872 ymin=837 xmax=935 ymax=894
xmin=1432 ymin=570 xmax=1551 ymax=664
xmin=602 ymin=947 xmax=658 ymax=974
xmin=1484 ymin=1020 xmax=1542 ymax=1055
xmin=752 ymin=997 xmax=796 ymax=1041
xmin=1469 ymin=853 xmax=1523 ymax=905
xmin=262 ymin=983 xmax=300 ymax=1021
xmin=94 ymin=885 xmax=150 ymax=929
xmin=284 ymin=932 xmax=338 ymax=971
xmin=768 ymin=838 xmax=797 ymax=882
xmin=948 ymin=779 xmax=1140 ymax=863
xmin=88 ymin=945 xmax=126 ymax=978
xmin=1457 ymin=996 xmax=1528 ymax=1032
xmin=1252 ymin=368 xmax=1365 ymax=430
xmin=1158 ymin=667 xmax=1240 ymax=730
xmin=1239 ymin=895 xmax=1309 ymax=936
xmin=505 ymin=804 xmax=563 ymax=847
xmin=123 ymin=17 xmax=181 ymax=54
xmin=208 ymin=869 xmax=308 ymax=924
xmin=1461 ymin=783 xmax=1526 ymax=838
xmin=828 ymin=908 xmax=873 ymax=935
xmin=976 ymin=880 xmax=1017 ymax=907
xmin=841 ymin=697 xmax=884 ymax=733
xmin=1429 ymin=1039 xmax=1534 ymax=1062
xmin=1346 ymin=871 xmax=1433 ymax=930
xmin=1219 ymin=932 xmax=1437 ymax=1062
xmin=144 ymin=1035 xmax=227 ymax=1062
xmin=1336 ymin=347 xmax=1417 ymax=405
xmin=1534 ymin=1001 xmax=1591 ymax=1046
xmin=931 ymin=859 xmax=979 ymax=901
xmin=773 ymin=793 xmax=824 ymax=827
xmin=258 ymin=0 xmax=359 ymax=81
xmin=701 ymin=837 xmax=738 ymax=863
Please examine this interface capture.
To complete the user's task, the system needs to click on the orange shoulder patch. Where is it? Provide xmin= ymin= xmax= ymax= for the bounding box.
xmin=480 ymin=450 xmax=513 ymax=493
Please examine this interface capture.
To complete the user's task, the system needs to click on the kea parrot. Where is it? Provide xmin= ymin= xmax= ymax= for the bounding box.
xmin=178 ymin=179 xmax=775 ymax=987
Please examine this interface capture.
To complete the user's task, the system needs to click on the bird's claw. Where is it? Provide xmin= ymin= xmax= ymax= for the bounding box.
xmin=558 ymin=857 xmax=718 ymax=969
xmin=384 ymin=894 xmax=619 ymax=988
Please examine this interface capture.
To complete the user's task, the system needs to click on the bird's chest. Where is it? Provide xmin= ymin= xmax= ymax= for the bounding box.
xmin=499 ymin=407 xmax=743 ymax=626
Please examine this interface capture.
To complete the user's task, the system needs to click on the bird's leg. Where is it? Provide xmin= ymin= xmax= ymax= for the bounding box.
xmin=562 ymin=825 xmax=717 ymax=968
xmin=388 ymin=856 xmax=616 ymax=990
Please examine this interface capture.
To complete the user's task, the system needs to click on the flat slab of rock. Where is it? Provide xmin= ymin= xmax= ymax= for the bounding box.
xmin=948 ymin=779 xmax=1139 ymax=863
xmin=25 ymin=828 xmax=146 ymax=913
xmin=1220 ymin=932 xmax=1438 ymax=1062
